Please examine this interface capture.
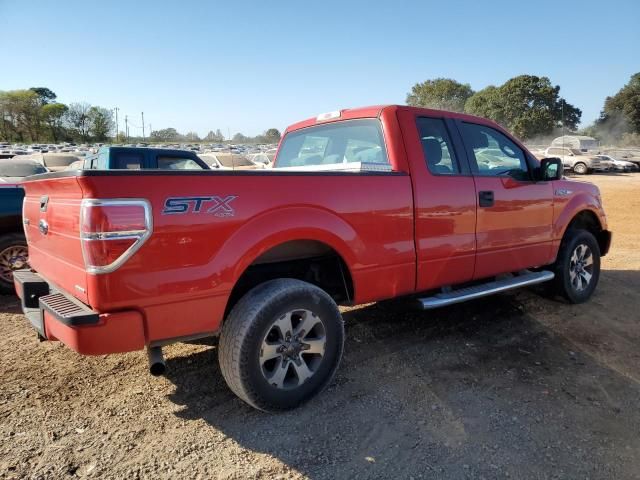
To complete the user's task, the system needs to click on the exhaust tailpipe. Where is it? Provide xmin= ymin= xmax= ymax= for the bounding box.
xmin=147 ymin=346 xmax=166 ymax=376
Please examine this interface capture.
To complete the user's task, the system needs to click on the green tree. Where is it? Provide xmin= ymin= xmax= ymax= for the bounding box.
xmin=464 ymin=86 xmax=504 ymax=123
xmin=88 ymin=106 xmax=114 ymax=141
xmin=41 ymin=103 xmax=68 ymax=142
xmin=150 ymin=128 xmax=180 ymax=142
xmin=29 ymin=87 xmax=57 ymax=105
xmin=264 ymin=128 xmax=281 ymax=143
xmin=406 ymin=78 xmax=474 ymax=113
xmin=232 ymin=132 xmax=248 ymax=143
xmin=465 ymin=75 xmax=581 ymax=139
xmin=0 ymin=89 xmax=40 ymax=142
xmin=599 ymin=72 xmax=640 ymax=135
xmin=65 ymin=102 xmax=92 ymax=141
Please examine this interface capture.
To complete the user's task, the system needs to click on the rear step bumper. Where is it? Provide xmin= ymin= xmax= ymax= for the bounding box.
xmin=13 ymin=270 xmax=146 ymax=355
xmin=418 ymin=270 xmax=554 ymax=310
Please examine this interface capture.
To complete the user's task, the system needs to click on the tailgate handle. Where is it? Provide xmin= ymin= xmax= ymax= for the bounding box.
xmin=39 ymin=196 xmax=49 ymax=212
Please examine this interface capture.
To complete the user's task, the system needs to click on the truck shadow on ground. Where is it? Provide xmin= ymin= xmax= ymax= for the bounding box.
xmin=164 ymin=272 xmax=640 ymax=479
xmin=0 ymin=294 xmax=21 ymax=314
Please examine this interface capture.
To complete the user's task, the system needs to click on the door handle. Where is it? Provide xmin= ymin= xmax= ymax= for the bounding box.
xmin=479 ymin=190 xmax=494 ymax=207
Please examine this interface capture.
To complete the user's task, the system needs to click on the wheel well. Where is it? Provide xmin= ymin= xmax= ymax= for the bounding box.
xmin=565 ymin=210 xmax=608 ymax=254
xmin=224 ymin=240 xmax=354 ymax=317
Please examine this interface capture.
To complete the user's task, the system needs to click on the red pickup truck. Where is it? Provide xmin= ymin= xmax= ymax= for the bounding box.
xmin=14 ymin=105 xmax=611 ymax=412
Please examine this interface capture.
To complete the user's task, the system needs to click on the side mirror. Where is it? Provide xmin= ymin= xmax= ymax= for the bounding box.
xmin=540 ymin=157 xmax=563 ymax=181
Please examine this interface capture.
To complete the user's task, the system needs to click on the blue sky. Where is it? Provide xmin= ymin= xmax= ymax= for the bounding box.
xmin=1 ymin=0 xmax=638 ymax=137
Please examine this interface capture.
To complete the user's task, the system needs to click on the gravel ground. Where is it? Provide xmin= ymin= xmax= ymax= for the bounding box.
xmin=1 ymin=173 xmax=639 ymax=480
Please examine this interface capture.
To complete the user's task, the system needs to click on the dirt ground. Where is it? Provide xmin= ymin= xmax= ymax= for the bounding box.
xmin=1 ymin=173 xmax=640 ymax=480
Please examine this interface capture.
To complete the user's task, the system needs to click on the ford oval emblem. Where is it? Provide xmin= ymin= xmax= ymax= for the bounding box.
xmin=39 ymin=219 xmax=49 ymax=235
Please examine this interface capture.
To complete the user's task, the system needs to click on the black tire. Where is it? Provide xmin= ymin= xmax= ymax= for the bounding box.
xmin=573 ymin=162 xmax=588 ymax=175
xmin=0 ymin=233 xmax=28 ymax=295
xmin=218 ymin=278 xmax=344 ymax=412
xmin=549 ymin=229 xmax=600 ymax=303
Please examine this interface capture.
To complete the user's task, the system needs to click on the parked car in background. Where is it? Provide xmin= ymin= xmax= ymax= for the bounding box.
xmin=0 ymin=158 xmax=48 ymax=183
xmin=601 ymin=148 xmax=640 ymax=169
xmin=594 ymin=154 xmax=638 ymax=172
xmin=0 ymin=158 xmax=44 ymax=294
xmin=83 ymin=147 xmax=210 ymax=170
xmin=215 ymin=152 xmax=264 ymax=170
xmin=0 ymin=184 xmax=28 ymax=294
xmin=21 ymin=152 xmax=83 ymax=172
xmin=544 ymin=147 xmax=608 ymax=174
xmin=197 ymin=154 xmax=231 ymax=170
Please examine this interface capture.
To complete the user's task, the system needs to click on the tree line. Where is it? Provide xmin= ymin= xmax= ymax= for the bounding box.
xmin=149 ymin=127 xmax=281 ymax=144
xmin=0 ymin=88 xmax=114 ymax=143
xmin=406 ymin=73 xmax=640 ymax=145
xmin=0 ymin=87 xmax=282 ymax=146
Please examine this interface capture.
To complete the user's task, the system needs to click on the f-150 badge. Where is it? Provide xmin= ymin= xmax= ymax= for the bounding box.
xmin=162 ymin=196 xmax=237 ymax=217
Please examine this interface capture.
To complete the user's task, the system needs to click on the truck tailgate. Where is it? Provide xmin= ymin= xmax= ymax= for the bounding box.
xmin=21 ymin=176 xmax=88 ymax=303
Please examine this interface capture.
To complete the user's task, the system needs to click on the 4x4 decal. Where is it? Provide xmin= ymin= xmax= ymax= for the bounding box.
xmin=162 ymin=196 xmax=237 ymax=217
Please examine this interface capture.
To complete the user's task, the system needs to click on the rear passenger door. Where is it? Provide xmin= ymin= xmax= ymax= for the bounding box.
xmin=454 ymin=120 xmax=554 ymax=279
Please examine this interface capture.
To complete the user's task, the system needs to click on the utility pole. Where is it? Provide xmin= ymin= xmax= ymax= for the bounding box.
xmin=113 ymin=107 xmax=119 ymax=143
xmin=141 ymin=112 xmax=145 ymax=140
xmin=125 ymin=115 xmax=128 ymax=141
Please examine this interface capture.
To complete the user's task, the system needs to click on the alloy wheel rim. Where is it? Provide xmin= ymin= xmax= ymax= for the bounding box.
xmin=569 ymin=243 xmax=594 ymax=292
xmin=0 ymin=245 xmax=28 ymax=284
xmin=259 ymin=309 xmax=326 ymax=390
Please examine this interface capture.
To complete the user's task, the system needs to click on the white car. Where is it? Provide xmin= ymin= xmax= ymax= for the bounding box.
xmin=197 ymin=154 xmax=231 ymax=170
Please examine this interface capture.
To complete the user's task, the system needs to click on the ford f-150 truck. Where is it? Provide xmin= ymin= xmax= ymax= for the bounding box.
xmin=14 ymin=105 xmax=611 ymax=412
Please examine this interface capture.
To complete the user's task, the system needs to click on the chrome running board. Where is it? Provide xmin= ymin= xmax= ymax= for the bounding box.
xmin=418 ymin=270 xmax=555 ymax=310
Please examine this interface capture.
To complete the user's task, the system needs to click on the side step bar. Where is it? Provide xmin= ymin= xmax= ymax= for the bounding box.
xmin=418 ymin=270 xmax=555 ymax=310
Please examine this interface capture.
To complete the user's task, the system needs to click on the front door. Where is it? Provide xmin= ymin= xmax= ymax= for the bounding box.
xmin=398 ymin=110 xmax=477 ymax=291
xmin=455 ymin=120 xmax=554 ymax=280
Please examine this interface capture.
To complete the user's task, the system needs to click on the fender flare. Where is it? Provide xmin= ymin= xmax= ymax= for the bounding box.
xmin=210 ymin=206 xmax=362 ymax=296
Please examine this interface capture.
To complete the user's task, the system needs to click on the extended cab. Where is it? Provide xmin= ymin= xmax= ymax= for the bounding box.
xmin=14 ymin=106 xmax=611 ymax=412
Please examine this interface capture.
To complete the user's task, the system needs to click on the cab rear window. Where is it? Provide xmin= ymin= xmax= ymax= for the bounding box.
xmin=276 ymin=119 xmax=388 ymax=168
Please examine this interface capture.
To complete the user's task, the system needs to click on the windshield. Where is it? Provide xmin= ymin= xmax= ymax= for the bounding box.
xmin=276 ymin=119 xmax=388 ymax=168
xmin=0 ymin=161 xmax=48 ymax=177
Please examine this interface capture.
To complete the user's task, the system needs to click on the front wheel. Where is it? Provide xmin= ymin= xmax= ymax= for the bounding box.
xmin=0 ymin=233 xmax=29 ymax=295
xmin=549 ymin=230 xmax=601 ymax=303
xmin=218 ymin=279 xmax=344 ymax=412
xmin=573 ymin=162 xmax=588 ymax=175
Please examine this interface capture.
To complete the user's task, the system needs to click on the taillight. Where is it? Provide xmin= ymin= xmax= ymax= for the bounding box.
xmin=80 ymin=199 xmax=152 ymax=274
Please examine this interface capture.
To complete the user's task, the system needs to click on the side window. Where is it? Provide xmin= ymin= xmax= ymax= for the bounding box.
xmin=415 ymin=117 xmax=460 ymax=175
xmin=157 ymin=156 xmax=204 ymax=170
xmin=460 ymin=122 xmax=529 ymax=180
xmin=114 ymin=152 xmax=143 ymax=169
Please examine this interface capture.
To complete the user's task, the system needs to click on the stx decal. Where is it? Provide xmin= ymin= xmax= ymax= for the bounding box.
xmin=162 ymin=196 xmax=238 ymax=217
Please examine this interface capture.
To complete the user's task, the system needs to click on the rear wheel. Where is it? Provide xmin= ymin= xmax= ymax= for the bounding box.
xmin=549 ymin=230 xmax=600 ymax=303
xmin=0 ymin=233 xmax=28 ymax=295
xmin=573 ymin=162 xmax=588 ymax=175
xmin=219 ymin=279 xmax=344 ymax=412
